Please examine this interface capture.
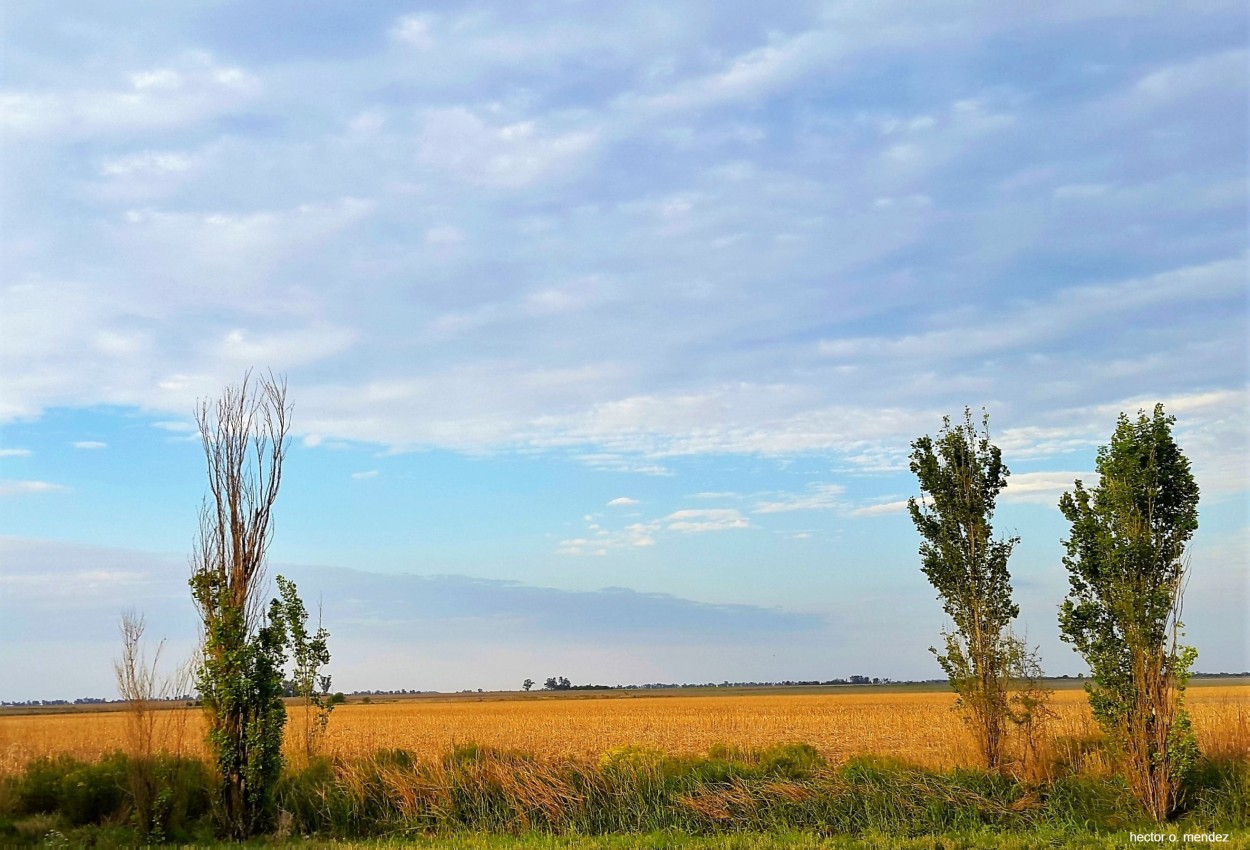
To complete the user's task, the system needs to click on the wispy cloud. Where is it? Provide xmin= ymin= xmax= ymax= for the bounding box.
xmin=607 ymin=496 xmax=639 ymax=506
xmin=557 ymin=503 xmax=752 ymax=556
xmin=753 ymin=484 xmax=845 ymax=514
xmin=817 ymin=258 xmax=1244 ymax=366
xmin=0 ymin=448 xmax=33 ymax=457
xmin=1001 ymin=471 xmax=1099 ymax=505
xmin=664 ymin=508 xmax=750 ymax=533
xmin=0 ymin=480 xmax=69 ymax=497
xmin=72 ymin=441 xmax=107 ymax=450
xmin=415 ymin=107 xmax=600 ymax=189
xmin=1 ymin=53 xmax=259 ymax=140
xmin=850 ymin=499 xmax=910 ymax=518
xmin=1 ymin=7 xmax=1242 ymax=475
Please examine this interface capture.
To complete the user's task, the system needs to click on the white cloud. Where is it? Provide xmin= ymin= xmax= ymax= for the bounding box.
xmin=129 ymin=68 xmax=183 ymax=91
xmin=621 ymin=29 xmax=835 ymax=119
xmin=115 ymin=198 xmax=375 ymax=298
xmin=347 ymin=109 xmax=387 ymax=135
xmin=753 ymin=484 xmax=845 ymax=514
xmin=391 ymin=15 xmax=436 ymax=49
xmin=99 ymin=150 xmax=200 ymax=178
xmin=555 ymin=537 xmax=609 ymax=557
xmin=1 ymin=54 xmax=260 ymax=139
xmin=0 ymin=4 xmax=1241 ymax=511
xmin=0 ymin=480 xmax=68 ymax=497
xmin=0 ymin=448 xmax=32 ymax=457
xmin=878 ymin=114 xmax=937 ymax=135
xmin=664 ymin=508 xmax=750 ymax=533
xmin=570 ymin=453 xmax=674 ymax=476
xmin=557 ymin=516 xmax=659 ymax=555
xmin=996 ymin=389 xmax=1249 ymax=494
xmin=850 ymin=499 xmax=910 ymax=518
xmin=818 ymin=257 xmax=1244 ymax=365
xmin=872 ymin=194 xmax=932 ymax=210
xmin=1133 ymin=49 xmax=1247 ymax=105
xmin=216 ymin=324 xmax=357 ymax=369
xmin=1000 ymin=471 xmax=1099 ymax=505
xmin=416 ymin=107 xmax=600 ymax=188
xmin=71 ymin=441 xmax=107 ymax=450
xmin=152 ymin=420 xmax=196 ymax=433
xmin=557 ymin=503 xmax=751 ymax=555
xmin=351 ymin=470 xmax=379 ymax=480
xmin=607 ymin=497 xmax=639 ymax=506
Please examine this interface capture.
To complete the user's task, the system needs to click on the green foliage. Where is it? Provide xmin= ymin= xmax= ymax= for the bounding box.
xmin=191 ymin=575 xmax=329 ymax=835
xmin=1058 ymin=404 xmax=1201 ymax=820
xmin=193 ymin=591 xmax=290 ymax=836
xmin=275 ymin=574 xmax=334 ymax=758
xmin=4 ymin=752 xmax=210 ymax=838
xmin=26 ymin=754 xmax=121 ymax=825
xmin=1184 ymin=757 xmax=1250 ymax=829
xmin=3 ymin=746 xmax=1246 ymax=844
xmin=135 ymin=755 xmax=212 ymax=843
xmin=908 ymin=409 xmax=1022 ymax=769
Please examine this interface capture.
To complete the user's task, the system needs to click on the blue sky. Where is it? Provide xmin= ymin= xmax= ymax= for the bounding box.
xmin=0 ymin=2 xmax=1246 ymax=700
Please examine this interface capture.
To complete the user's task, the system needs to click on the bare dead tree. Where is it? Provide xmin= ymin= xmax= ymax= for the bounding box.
xmin=115 ymin=609 xmax=163 ymax=762
xmin=191 ymin=371 xmax=289 ymax=633
xmin=115 ymin=610 xmax=191 ymax=837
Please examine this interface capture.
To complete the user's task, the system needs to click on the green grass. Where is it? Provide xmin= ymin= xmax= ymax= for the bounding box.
xmin=4 ymin=828 xmax=1249 ymax=849
xmin=0 ymin=744 xmax=1246 ymax=847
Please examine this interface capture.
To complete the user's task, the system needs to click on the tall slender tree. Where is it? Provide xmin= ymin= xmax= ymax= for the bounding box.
xmin=275 ymin=575 xmax=334 ymax=760
xmin=189 ymin=371 xmax=291 ymax=838
xmin=1059 ymin=403 xmax=1200 ymax=821
xmin=908 ymin=408 xmax=1021 ymax=769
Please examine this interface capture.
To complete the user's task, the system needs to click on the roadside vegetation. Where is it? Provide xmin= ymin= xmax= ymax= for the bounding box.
xmin=0 ymin=740 xmax=1245 ymax=846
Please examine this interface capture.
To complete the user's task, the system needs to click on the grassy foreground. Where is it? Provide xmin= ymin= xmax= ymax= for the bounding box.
xmin=1 ymin=744 xmax=1246 ymax=847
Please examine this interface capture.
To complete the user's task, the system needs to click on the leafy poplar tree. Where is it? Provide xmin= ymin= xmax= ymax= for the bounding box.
xmin=1059 ymin=403 xmax=1199 ymax=821
xmin=909 ymin=409 xmax=1022 ymax=770
xmin=276 ymin=575 xmax=334 ymax=760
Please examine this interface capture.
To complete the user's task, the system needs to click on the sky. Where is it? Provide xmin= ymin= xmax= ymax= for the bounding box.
xmin=0 ymin=1 xmax=1246 ymax=701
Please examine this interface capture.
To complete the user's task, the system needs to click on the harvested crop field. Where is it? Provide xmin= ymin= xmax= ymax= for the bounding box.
xmin=3 ymin=680 xmax=1246 ymax=777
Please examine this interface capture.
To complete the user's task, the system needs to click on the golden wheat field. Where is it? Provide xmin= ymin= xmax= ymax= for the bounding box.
xmin=1 ymin=683 xmax=1245 ymax=778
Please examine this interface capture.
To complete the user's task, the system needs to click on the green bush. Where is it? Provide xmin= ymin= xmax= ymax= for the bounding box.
xmin=12 ymin=754 xmax=75 ymax=815
xmin=7 ymin=752 xmax=212 ymax=837
xmin=758 ymin=743 xmax=825 ymax=780
xmin=57 ymin=754 xmax=128 ymax=826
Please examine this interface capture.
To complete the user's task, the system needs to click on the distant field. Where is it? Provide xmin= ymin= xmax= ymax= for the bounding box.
xmin=2 ymin=680 xmax=1245 ymax=776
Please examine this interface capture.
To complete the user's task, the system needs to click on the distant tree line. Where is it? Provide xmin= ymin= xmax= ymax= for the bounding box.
xmin=520 ymin=676 xmax=894 ymax=692
xmin=14 ymin=671 xmax=1250 ymax=708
